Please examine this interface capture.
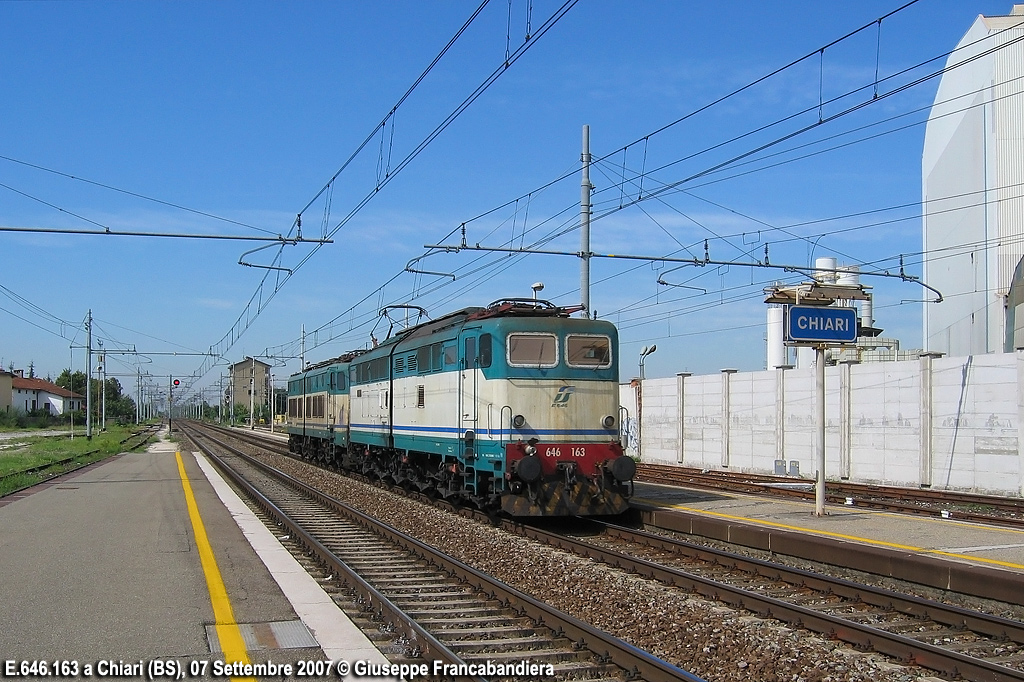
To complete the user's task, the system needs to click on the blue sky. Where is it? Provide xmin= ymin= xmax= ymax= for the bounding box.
xmin=0 ymin=0 xmax=1012 ymax=400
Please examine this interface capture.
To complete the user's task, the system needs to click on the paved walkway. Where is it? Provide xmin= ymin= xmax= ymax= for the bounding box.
xmin=0 ymin=428 xmax=389 ymax=678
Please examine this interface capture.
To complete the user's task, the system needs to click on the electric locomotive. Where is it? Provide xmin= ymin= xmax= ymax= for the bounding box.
xmin=286 ymin=299 xmax=635 ymax=516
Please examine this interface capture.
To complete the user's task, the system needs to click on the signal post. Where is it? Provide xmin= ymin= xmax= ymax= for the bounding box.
xmin=765 ymin=281 xmax=867 ymax=516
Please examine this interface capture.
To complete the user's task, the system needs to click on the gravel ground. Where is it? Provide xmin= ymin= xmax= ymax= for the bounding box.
xmin=255 ymin=450 xmax=941 ymax=682
xmin=0 ymin=429 xmax=73 ymax=441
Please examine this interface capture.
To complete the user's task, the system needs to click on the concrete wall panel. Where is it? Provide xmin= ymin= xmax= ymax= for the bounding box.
xmin=623 ymin=351 xmax=1023 ymax=496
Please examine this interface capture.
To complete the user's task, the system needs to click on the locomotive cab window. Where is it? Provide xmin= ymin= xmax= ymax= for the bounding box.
xmin=479 ymin=333 xmax=492 ymax=368
xmin=566 ymin=334 xmax=612 ymax=368
xmin=507 ymin=333 xmax=557 ymax=368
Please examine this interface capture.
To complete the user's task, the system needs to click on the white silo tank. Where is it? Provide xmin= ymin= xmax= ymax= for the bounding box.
xmin=861 ymin=296 xmax=874 ymax=329
xmin=766 ymin=305 xmax=787 ymax=369
xmin=814 ymin=257 xmax=838 ymax=282
xmin=836 ymin=265 xmax=860 ymax=288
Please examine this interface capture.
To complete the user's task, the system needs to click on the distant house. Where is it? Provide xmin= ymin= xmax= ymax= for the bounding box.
xmin=11 ymin=372 xmax=85 ymax=415
xmin=0 ymin=371 xmax=11 ymax=413
xmin=229 ymin=357 xmax=272 ymax=409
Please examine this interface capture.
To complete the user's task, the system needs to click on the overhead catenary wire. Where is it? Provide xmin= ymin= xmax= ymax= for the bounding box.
xmin=0 ymin=154 xmax=279 ymax=236
xmin=200 ymin=4 xmax=1024 ymax=384
xmin=194 ymin=0 xmax=580 ymax=381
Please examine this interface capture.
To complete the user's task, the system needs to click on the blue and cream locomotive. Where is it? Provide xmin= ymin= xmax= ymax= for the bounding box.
xmin=286 ymin=299 xmax=635 ymax=516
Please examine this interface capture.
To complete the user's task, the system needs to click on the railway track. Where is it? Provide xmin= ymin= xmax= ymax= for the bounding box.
xmin=181 ymin=421 xmax=702 ymax=682
xmin=196 ymin=421 xmax=1024 ymax=680
xmin=636 ymin=462 xmax=1024 ymax=527
xmin=513 ymin=519 xmax=1024 ymax=682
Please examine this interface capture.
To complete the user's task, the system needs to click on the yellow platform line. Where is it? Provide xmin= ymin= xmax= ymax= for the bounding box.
xmin=638 ymin=498 xmax=1024 ymax=571
xmin=176 ymin=452 xmax=256 ymax=682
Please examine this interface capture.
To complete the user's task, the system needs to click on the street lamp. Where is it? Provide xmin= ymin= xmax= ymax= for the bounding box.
xmin=639 ymin=344 xmax=657 ymax=380
xmin=531 ymin=282 xmax=544 ymax=300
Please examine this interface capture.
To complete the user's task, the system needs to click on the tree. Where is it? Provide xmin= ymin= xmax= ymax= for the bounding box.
xmin=55 ymin=370 xmax=136 ymax=422
xmin=103 ymin=377 xmax=136 ymax=419
xmin=56 ymin=369 xmax=88 ymax=395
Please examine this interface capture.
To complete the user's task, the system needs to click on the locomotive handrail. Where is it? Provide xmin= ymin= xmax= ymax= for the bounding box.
xmin=618 ymin=405 xmax=631 ymax=451
xmin=499 ymin=405 xmax=513 ymax=447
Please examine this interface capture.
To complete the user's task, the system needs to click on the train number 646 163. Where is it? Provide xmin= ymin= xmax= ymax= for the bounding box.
xmin=544 ymin=447 xmax=587 ymax=457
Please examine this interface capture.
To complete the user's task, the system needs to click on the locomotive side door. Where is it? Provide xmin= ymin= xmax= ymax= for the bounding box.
xmin=460 ymin=332 xmax=479 ymax=430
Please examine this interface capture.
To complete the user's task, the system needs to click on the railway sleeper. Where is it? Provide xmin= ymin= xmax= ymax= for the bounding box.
xmin=889 ymin=623 xmax=967 ymax=636
xmin=388 ymin=589 xmax=485 ymax=601
xmin=415 ymin=614 xmax=536 ymax=626
xmin=984 ymin=651 xmax=1024 ymax=665
xmin=368 ymin=575 xmax=446 ymax=586
xmin=434 ymin=624 xmax=542 ymax=638
xmin=402 ymin=605 xmax=510 ymax=618
xmin=337 ymin=547 xmax=402 ymax=557
xmin=386 ymin=586 xmax=471 ymax=596
xmin=346 ymin=561 xmax=425 ymax=573
xmin=931 ymin=638 xmax=1004 ymax=653
xmin=463 ymin=647 xmax=594 ymax=664
xmin=444 ymin=634 xmax=573 ymax=652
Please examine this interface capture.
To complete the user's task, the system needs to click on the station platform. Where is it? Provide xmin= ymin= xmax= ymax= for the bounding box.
xmin=0 ymin=428 xmax=388 ymax=678
xmin=632 ymin=481 xmax=1024 ymax=605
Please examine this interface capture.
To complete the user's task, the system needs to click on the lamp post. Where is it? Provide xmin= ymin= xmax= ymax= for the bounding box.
xmin=636 ymin=345 xmax=657 ymax=460
xmin=531 ymin=282 xmax=544 ymax=301
xmin=639 ymin=344 xmax=657 ymax=380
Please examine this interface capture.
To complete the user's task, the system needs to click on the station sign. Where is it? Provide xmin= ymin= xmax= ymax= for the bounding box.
xmin=785 ymin=305 xmax=858 ymax=344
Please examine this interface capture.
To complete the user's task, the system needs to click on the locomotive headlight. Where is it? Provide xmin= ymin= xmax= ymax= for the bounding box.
xmin=601 ymin=414 xmax=616 ymax=429
xmin=512 ymin=414 xmax=526 ymax=429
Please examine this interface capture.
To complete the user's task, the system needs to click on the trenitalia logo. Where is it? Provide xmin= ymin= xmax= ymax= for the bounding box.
xmin=552 ymin=385 xmax=575 ymax=408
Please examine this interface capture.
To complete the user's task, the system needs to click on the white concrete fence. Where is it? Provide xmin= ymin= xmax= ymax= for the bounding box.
xmin=620 ymin=352 xmax=1024 ymax=497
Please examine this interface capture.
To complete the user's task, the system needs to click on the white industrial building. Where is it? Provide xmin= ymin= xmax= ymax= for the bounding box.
xmin=923 ymin=5 xmax=1024 ymax=355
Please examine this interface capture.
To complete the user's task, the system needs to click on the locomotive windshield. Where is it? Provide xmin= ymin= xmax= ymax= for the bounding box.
xmin=566 ymin=334 xmax=612 ymax=368
xmin=507 ymin=333 xmax=558 ymax=367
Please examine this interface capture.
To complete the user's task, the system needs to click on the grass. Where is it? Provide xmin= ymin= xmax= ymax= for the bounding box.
xmin=0 ymin=423 xmax=158 ymax=496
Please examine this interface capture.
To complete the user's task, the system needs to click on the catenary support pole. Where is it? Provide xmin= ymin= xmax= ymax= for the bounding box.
xmin=815 ymin=344 xmax=826 ymax=516
xmin=580 ymin=125 xmax=592 ymax=318
xmin=86 ymin=310 xmax=92 ymax=440
xmin=168 ymin=375 xmax=173 ymax=433
xmin=249 ymin=357 xmax=255 ymax=429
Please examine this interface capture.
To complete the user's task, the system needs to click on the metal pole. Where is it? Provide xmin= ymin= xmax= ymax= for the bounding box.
xmin=815 ymin=344 xmax=826 ymax=516
xmin=249 ymin=357 xmax=255 ymax=429
xmin=580 ymin=124 xmax=592 ymax=318
xmin=269 ymin=373 xmax=275 ymax=434
xmin=86 ymin=310 xmax=92 ymax=440
xmin=168 ymin=375 xmax=173 ymax=433
xmin=69 ymin=346 xmax=75 ymax=440
xmin=100 ymin=349 xmax=106 ymax=430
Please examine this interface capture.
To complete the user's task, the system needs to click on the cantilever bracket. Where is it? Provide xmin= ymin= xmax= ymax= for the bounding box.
xmin=656 ymin=264 xmax=707 ymax=292
xmin=405 ymin=251 xmax=456 ymax=280
xmin=237 ymin=236 xmax=333 ymax=273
